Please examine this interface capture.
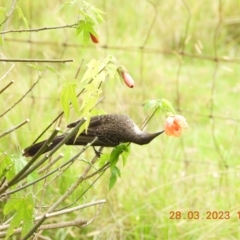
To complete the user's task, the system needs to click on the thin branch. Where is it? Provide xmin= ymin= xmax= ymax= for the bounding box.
xmin=31 ymin=60 xmax=84 ymax=145
xmin=45 ymin=199 xmax=106 ymax=219
xmin=0 ymin=80 xmax=14 ymax=94
xmin=16 ymin=119 xmax=87 ymax=184
xmin=142 ymin=1 xmax=158 ymax=46
xmin=38 ymin=154 xmax=64 ymax=174
xmin=0 ymin=22 xmax=78 ymax=35
xmin=22 ymin=138 xmax=100 ymax=240
xmin=0 ymin=70 xmax=46 ymax=118
xmin=0 ymin=219 xmax=87 ymax=238
xmin=0 ymin=118 xmax=29 ymax=139
xmin=0 ymin=128 xmax=60 ymax=192
xmin=3 ymin=138 xmax=98 ymax=197
xmin=0 ymin=0 xmax=18 ymax=40
xmin=0 ymin=200 xmax=106 ymax=232
xmin=0 ymin=58 xmax=73 ymax=63
xmin=82 ymin=202 xmax=105 ymax=227
xmin=0 ymin=61 xmax=15 ymax=82
xmin=83 ymin=162 xmax=110 ymax=180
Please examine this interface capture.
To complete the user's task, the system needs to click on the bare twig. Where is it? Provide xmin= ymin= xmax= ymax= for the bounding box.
xmin=0 ymin=58 xmax=73 ymax=63
xmin=22 ymin=139 xmax=100 ymax=240
xmin=38 ymin=154 xmax=64 ymax=174
xmin=31 ymin=60 xmax=84 ymax=145
xmin=139 ymin=1 xmax=158 ymax=85
xmin=0 ymin=22 xmax=78 ymax=35
xmin=0 ymin=80 xmax=14 ymax=94
xmin=0 ymin=200 xmax=106 ymax=232
xmin=82 ymin=202 xmax=105 ymax=227
xmin=0 ymin=128 xmax=60 ymax=194
xmin=17 ymin=119 xmax=87 ymax=184
xmin=0 ymin=63 xmax=14 ymax=82
xmin=0 ymin=118 xmax=29 ymax=139
xmin=0 ymin=219 xmax=87 ymax=238
xmin=0 ymin=0 xmax=18 ymax=40
xmin=0 ymin=70 xmax=46 ymax=118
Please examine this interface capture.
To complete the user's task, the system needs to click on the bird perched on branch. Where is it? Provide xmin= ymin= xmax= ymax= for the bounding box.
xmin=23 ymin=114 xmax=164 ymax=157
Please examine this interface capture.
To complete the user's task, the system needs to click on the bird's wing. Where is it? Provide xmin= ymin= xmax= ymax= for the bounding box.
xmin=67 ymin=116 xmax=102 ymax=128
xmin=66 ymin=116 xmax=118 ymax=146
xmin=66 ymin=131 xmax=117 ymax=147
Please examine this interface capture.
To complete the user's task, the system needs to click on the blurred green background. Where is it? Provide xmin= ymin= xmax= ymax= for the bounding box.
xmin=1 ymin=0 xmax=240 ymax=239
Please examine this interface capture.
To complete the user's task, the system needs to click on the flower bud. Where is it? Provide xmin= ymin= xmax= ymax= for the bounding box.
xmin=90 ymin=33 xmax=99 ymax=43
xmin=121 ymin=71 xmax=134 ymax=88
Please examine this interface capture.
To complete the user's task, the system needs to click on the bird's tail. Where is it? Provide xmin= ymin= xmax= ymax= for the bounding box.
xmin=23 ymin=135 xmax=65 ymax=157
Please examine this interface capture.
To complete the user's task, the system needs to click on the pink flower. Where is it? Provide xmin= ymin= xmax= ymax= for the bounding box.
xmin=165 ymin=115 xmax=188 ymax=137
xmin=121 ymin=72 xmax=134 ymax=88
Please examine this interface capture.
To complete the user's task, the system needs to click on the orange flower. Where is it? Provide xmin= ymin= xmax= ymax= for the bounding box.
xmin=165 ymin=115 xmax=188 ymax=137
xmin=121 ymin=71 xmax=134 ymax=88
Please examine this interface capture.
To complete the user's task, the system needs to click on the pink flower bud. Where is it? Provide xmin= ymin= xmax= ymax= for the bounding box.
xmin=165 ymin=115 xmax=188 ymax=137
xmin=121 ymin=72 xmax=134 ymax=88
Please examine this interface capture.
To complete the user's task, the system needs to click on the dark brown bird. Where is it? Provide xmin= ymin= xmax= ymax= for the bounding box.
xmin=23 ymin=114 xmax=164 ymax=157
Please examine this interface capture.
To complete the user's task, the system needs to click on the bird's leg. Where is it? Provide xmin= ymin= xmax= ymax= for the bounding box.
xmin=92 ymin=146 xmax=102 ymax=157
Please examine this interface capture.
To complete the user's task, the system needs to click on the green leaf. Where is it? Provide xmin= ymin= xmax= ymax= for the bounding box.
xmin=83 ymin=28 xmax=90 ymax=46
xmin=46 ymin=65 xmax=65 ymax=79
xmin=144 ymin=98 xmax=176 ymax=115
xmin=114 ymin=165 xmax=121 ymax=177
xmin=68 ymin=81 xmax=78 ymax=112
xmin=4 ymin=194 xmax=34 ymax=239
xmin=16 ymin=6 xmax=29 ymax=29
xmin=60 ymin=86 xmax=70 ymax=120
xmin=161 ymin=98 xmax=176 ymax=114
xmin=76 ymin=20 xmax=86 ymax=36
xmin=60 ymin=80 xmax=79 ymax=120
xmin=121 ymin=145 xmax=130 ymax=166
xmin=0 ymin=151 xmax=15 ymax=181
xmin=98 ymin=153 xmax=110 ymax=167
xmin=109 ymin=166 xmax=119 ymax=190
xmin=54 ymin=1 xmax=75 ymax=13
xmin=25 ymin=63 xmax=46 ymax=71
xmin=110 ymin=144 xmax=130 ymax=169
xmin=144 ymin=99 xmax=159 ymax=110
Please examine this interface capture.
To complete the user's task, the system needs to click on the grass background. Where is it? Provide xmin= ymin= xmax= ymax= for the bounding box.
xmin=1 ymin=0 xmax=240 ymax=239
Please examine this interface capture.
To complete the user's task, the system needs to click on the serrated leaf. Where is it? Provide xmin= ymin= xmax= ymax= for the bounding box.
xmin=4 ymin=194 xmax=34 ymax=239
xmin=76 ymin=20 xmax=86 ymax=36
